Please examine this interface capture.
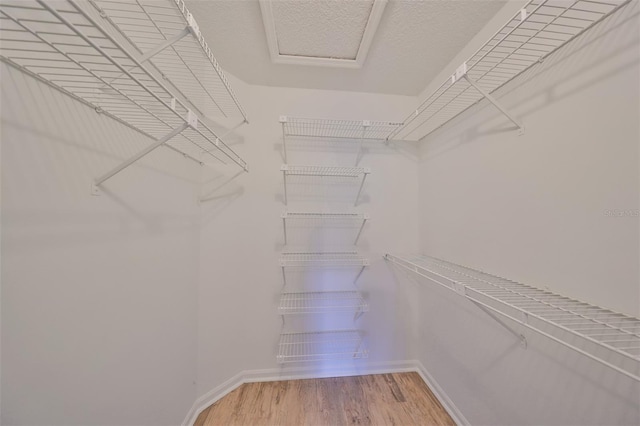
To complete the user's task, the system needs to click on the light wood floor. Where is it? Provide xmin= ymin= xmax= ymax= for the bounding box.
xmin=194 ymin=372 xmax=455 ymax=426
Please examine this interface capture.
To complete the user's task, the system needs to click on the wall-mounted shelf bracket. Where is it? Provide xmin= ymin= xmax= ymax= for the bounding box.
xmin=139 ymin=27 xmax=190 ymax=64
xmin=452 ymin=62 xmax=524 ymax=135
xmin=471 ymin=300 xmax=528 ymax=348
xmin=355 ymin=120 xmax=370 ymax=166
xmin=92 ymin=121 xmax=190 ymax=195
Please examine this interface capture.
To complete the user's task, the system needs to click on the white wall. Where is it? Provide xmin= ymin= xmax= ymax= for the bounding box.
xmin=1 ymin=62 xmax=200 ymax=425
xmin=196 ymin=80 xmax=421 ymax=398
xmin=405 ymin=2 xmax=639 ymax=424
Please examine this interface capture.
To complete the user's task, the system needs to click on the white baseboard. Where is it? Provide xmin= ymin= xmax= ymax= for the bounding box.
xmin=182 ymin=360 xmax=466 ymax=426
xmin=413 ymin=360 xmax=469 ymax=426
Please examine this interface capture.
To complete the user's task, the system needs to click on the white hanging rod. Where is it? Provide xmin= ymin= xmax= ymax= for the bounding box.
xmin=277 ymin=330 xmax=368 ymax=364
xmin=281 ymin=165 xmax=370 ymax=206
xmin=387 ymin=0 xmax=631 ymax=141
xmin=384 ymin=253 xmax=640 ymax=382
xmin=281 ymin=211 xmax=369 ymax=245
xmin=0 ymin=0 xmax=248 ymax=190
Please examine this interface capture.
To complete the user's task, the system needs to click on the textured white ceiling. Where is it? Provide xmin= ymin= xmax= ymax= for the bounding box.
xmin=274 ymin=0 xmax=373 ymax=59
xmin=186 ymin=0 xmax=507 ymax=96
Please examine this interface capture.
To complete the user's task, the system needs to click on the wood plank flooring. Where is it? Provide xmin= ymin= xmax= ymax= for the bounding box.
xmin=194 ymin=372 xmax=455 ymax=426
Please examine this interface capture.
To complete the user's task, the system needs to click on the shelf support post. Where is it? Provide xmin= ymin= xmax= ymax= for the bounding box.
xmin=462 ymin=74 xmax=524 ymax=135
xmin=280 ymin=116 xmax=288 ymax=164
xmin=354 ymin=262 xmax=368 ymax=284
xmin=355 ymin=120 xmax=369 ymax=166
xmin=93 ymin=121 xmax=189 ymax=192
xmin=354 ymin=171 xmax=369 ymax=206
xmin=139 ymin=27 xmax=190 ymax=63
xmin=282 ymin=167 xmax=288 ymax=206
xmin=282 ymin=212 xmax=288 ymax=245
xmin=354 ymin=215 xmax=369 ymax=245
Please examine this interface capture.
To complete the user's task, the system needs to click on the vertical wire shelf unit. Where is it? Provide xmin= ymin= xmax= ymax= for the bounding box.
xmin=0 ymin=0 xmax=249 ymax=191
xmin=387 ymin=0 xmax=632 ymax=141
xmin=278 ymin=117 xmax=377 ymax=364
xmin=277 ymin=330 xmax=369 ymax=364
xmin=384 ymin=254 xmax=640 ymax=382
xmin=281 ymin=212 xmax=369 ymax=245
xmin=281 ymin=165 xmax=370 ymax=206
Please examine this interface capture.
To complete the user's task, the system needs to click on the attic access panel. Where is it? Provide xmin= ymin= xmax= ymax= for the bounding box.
xmin=259 ymin=0 xmax=387 ymax=68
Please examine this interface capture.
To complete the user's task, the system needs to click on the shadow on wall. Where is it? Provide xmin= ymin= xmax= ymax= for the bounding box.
xmin=0 ymin=63 xmax=208 ymax=255
xmin=421 ymin=2 xmax=639 ymax=161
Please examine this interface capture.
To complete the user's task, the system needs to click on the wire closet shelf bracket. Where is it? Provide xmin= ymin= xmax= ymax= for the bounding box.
xmin=384 ymin=254 xmax=640 ymax=382
xmin=0 ymin=0 xmax=249 ymax=193
xmin=387 ymin=0 xmax=631 ymax=141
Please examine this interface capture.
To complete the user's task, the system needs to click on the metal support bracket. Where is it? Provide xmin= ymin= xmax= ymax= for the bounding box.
xmin=462 ymin=73 xmax=525 ymax=135
xmin=279 ymin=115 xmax=288 ymax=164
xmin=139 ymin=27 xmax=190 ymax=63
xmin=282 ymin=211 xmax=288 ymax=245
xmin=354 ymin=214 xmax=369 ymax=245
xmin=354 ymin=169 xmax=370 ymax=206
xmin=92 ymin=121 xmax=189 ymax=194
xmin=472 ymin=300 xmax=528 ymax=348
xmin=354 ymin=259 xmax=369 ymax=284
xmin=355 ymin=120 xmax=370 ymax=166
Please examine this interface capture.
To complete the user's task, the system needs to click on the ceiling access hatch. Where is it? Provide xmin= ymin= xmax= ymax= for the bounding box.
xmin=259 ymin=0 xmax=387 ymax=68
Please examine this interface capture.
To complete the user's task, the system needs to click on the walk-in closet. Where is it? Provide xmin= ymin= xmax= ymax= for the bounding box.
xmin=1 ymin=0 xmax=638 ymax=425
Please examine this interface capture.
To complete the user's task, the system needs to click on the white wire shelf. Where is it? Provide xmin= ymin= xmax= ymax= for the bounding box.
xmin=280 ymin=116 xmax=401 ymax=165
xmin=281 ymin=116 xmax=402 ymax=140
xmin=278 ymin=291 xmax=369 ymax=315
xmin=90 ymin=0 xmax=247 ymax=122
xmin=0 ymin=0 xmax=248 ymax=188
xmin=281 ymin=165 xmax=370 ymax=206
xmin=388 ymin=0 xmax=631 ymax=141
xmin=385 ymin=253 xmax=640 ymax=381
xmin=281 ymin=165 xmax=370 ymax=177
xmin=281 ymin=211 xmax=369 ymax=245
xmin=280 ymin=252 xmax=369 ymax=268
xmin=277 ymin=330 xmax=368 ymax=363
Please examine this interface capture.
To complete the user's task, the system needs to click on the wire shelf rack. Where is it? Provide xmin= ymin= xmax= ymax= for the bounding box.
xmin=388 ymin=0 xmax=631 ymax=141
xmin=278 ymin=291 xmax=369 ymax=315
xmin=90 ymin=0 xmax=247 ymax=122
xmin=280 ymin=116 xmax=400 ymax=165
xmin=281 ymin=165 xmax=370 ymax=178
xmin=281 ymin=165 xmax=370 ymax=206
xmin=281 ymin=116 xmax=402 ymax=140
xmin=0 ymin=0 xmax=248 ymax=185
xmin=280 ymin=252 xmax=369 ymax=267
xmin=277 ymin=330 xmax=368 ymax=363
xmin=385 ymin=253 xmax=640 ymax=381
xmin=281 ymin=211 xmax=369 ymax=245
